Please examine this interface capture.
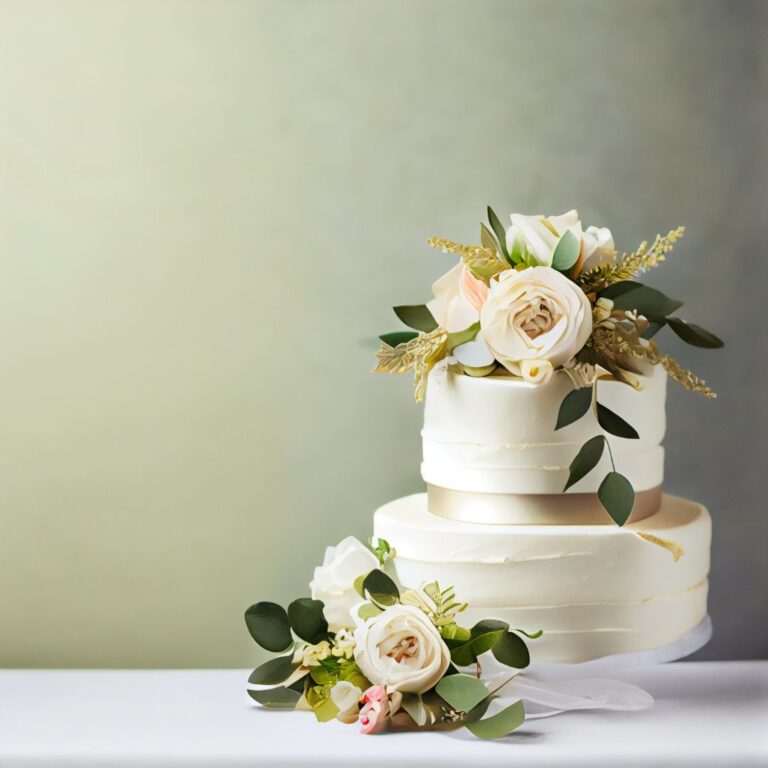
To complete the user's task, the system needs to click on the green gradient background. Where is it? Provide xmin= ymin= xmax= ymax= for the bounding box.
xmin=1 ymin=0 xmax=766 ymax=667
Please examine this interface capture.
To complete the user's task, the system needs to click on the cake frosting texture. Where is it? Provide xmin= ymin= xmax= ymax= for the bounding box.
xmin=374 ymin=493 xmax=710 ymax=663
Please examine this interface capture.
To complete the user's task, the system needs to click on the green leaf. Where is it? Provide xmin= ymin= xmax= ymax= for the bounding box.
xmin=248 ymin=655 xmax=298 ymax=686
xmin=466 ymin=699 xmax=526 ymax=739
xmin=244 ymin=602 xmax=292 ymax=652
xmin=357 ymin=602 xmax=383 ymax=621
xmin=487 ymin=206 xmax=511 ymax=263
xmin=551 ymin=230 xmax=580 ymax=272
xmin=480 ymin=223 xmax=499 ymax=254
xmin=596 ymin=403 xmax=639 ymax=439
xmin=401 ymin=693 xmax=428 ymax=727
xmin=600 ymin=281 xmax=683 ymax=320
xmin=513 ymin=628 xmax=543 ymax=639
xmin=563 ymin=435 xmax=605 ymax=491
xmin=492 ymin=632 xmax=530 ymax=669
xmin=667 ymin=317 xmax=724 ymax=349
xmin=447 ymin=321 xmax=480 ymax=351
xmin=379 ymin=331 xmax=418 ymax=347
xmin=393 ymin=305 xmax=438 ymax=332
xmin=287 ymin=598 xmax=328 ymax=644
xmin=247 ymin=685 xmax=303 ymax=710
xmin=598 ymin=471 xmax=635 ymax=526
xmin=362 ymin=569 xmax=400 ymax=607
xmin=436 ymin=673 xmax=490 ymax=713
xmin=449 ymin=619 xmax=508 ymax=666
xmin=554 ymin=387 xmax=592 ymax=430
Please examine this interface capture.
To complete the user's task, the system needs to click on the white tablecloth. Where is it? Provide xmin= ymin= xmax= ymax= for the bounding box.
xmin=1 ymin=662 xmax=766 ymax=767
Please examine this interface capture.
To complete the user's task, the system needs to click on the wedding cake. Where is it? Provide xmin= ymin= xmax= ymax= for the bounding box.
xmin=371 ymin=208 xmax=720 ymax=664
xmin=244 ymin=208 xmax=722 ymax=738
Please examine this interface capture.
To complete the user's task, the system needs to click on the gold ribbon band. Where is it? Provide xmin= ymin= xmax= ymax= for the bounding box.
xmin=427 ymin=484 xmax=662 ymax=526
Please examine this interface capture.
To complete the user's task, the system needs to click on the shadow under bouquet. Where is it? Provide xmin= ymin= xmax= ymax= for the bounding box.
xmin=245 ymin=537 xmax=539 ymax=739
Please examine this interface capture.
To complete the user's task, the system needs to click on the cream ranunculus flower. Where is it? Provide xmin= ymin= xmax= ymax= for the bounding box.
xmin=310 ymin=537 xmax=379 ymax=632
xmin=505 ymin=210 xmax=583 ymax=267
xmin=480 ymin=267 xmax=592 ymax=383
xmin=426 ymin=263 xmax=489 ymax=332
xmin=353 ymin=605 xmax=450 ymax=694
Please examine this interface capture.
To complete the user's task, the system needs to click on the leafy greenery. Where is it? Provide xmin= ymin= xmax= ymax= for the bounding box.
xmin=247 ymin=684 xmax=303 ymax=710
xmin=306 ymin=683 xmax=339 ymax=722
xmin=598 ymin=471 xmax=635 ymax=526
xmin=555 ymin=386 xmax=592 ymax=430
xmin=248 ymin=654 xmax=298 ymax=686
xmin=563 ymin=435 xmax=605 ymax=491
xmin=446 ymin=321 xmax=481 ymax=351
xmin=393 ymin=305 xmax=438 ymax=332
xmin=600 ymin=280 xmax=683 ymax=321
xmin=436 ymin=673 xmax=490 ymax=713
xmin=449 ymin=619 xmax=508 ymax=666
xmin=596 ymin=403 xmax=639 ymax=439
xmin=379 ymin=331 xmax=418 ymax=347
xmin=362 ymin=569 xmax=400 ymax=607
xmin=287 ymin=598 xmax=328 ymax=644
xmin=466 ymin=700 xmax=526 ymax=739
xmin=487 ymin=206 xmax=512 ymax=263
xmin=401 ymin=582 xmax=467 ymax=634
xmin=667 ymin=317 xmax=724 ymax=348
xmin=401 ymin=692 xmax=447 ymax=728
xmin=491 ymin=631 xmax=530 ymax=669
xmin=368 ymin=537 xmax=396 ymax=565
xmin=244 ymin=602 xmax=293 ymax=652
xmin=552 ymin=230 xmax=580 ymax=272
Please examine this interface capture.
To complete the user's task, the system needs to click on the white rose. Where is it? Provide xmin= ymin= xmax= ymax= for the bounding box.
xmin=581 ymin=225 xmax=615 ymax=271
xmin=505 ymin=210 xmax=583 ymax=267
xmin=353 ymin=605 xmax=450 ymax=694
xmin=310 ymin=537 xmax=378 ymax=632
xmin=426 ymin=263 xmax=489 ymax=332
xmin=480 ymin=267 xmax=592 ymax=382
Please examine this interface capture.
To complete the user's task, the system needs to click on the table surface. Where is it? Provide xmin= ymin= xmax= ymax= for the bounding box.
xmin=1 ymin=662 xmax=767 ymax=768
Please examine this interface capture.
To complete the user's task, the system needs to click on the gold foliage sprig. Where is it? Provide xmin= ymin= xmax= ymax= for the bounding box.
xmin=373 ymin=327 xmax=448 ymax=401
xmin=647 ymin=345 xmax=717 ymax=399
xmin=578 ymin=227 xmax=686 ymax=292
xmin=426 ymin=236 xmax=508 ymax=281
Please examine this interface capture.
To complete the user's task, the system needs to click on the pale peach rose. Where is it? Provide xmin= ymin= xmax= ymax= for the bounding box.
xmin=581 ymin=225 xmax=615 ymax=271
xmin=427 ymin=263 xmax=489 ymax=332
xmin=359 ymin=685 xmax=390 ymax=735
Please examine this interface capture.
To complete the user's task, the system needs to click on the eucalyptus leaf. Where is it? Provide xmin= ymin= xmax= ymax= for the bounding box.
xmin=555 ymin=387 xmax=592 ymax=430
xmin=393 ymin=305 xmax=438 ymax=332
xmin=596 ymin=403 xmax=639 ymax=439
xmin=450 ymin=619 xmax=508 ymax=666
xmin=598 ymin=471 xmax=635 ymax=526
xmin=247 ymin=685 xmax=303 ymax=710
xmin=244 ymin=602 xmax=292 ymax=652
xmin=447 ymin=321 xmax=481 ymax=351
xmin=491 ymin=631 xmax=530 ymax=669
xmin=436 ymin=673 xmax=490 ymax=713
xmin=357 ymin=602 xmax=382 ymax=621
xmin=513 ymin=628 xmax=543 ymax=639
xmin=379 ymin=331 xmax=418 ymax=347
xmin=287 ymin=598 xmax=328 ymax=644
xmin=466 ymin=699 xmax=526 ymax=739
xmin=551 ymin=230 xmax=580 ymax=272
xmin=600 ymin=281 xmax=683 ymax=320
xmin=667 ymin=317 xmax=724 ymax=348
xmin=563 ymin=435 xmax=605 ymax=492
xmin=248 ymin=655 xmax=298 ymax=686
xmin=362 ymin=569 xmax=400 ymax=607
xmin=487 ymin=206 xmax=511 ymax=263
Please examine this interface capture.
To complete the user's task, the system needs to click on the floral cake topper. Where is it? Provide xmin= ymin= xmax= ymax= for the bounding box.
xmin=374 ymin=208 xmax=723 ymax=525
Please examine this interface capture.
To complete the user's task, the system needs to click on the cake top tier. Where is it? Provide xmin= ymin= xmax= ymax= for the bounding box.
xmin=374 ymin=207 xmax=723 ymax=525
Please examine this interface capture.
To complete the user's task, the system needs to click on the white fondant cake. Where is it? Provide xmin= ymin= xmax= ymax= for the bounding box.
xmin=373 ymin=363 xmax=711 ymax=663
xmin=374 ymin=493 xmax=710 ymax=663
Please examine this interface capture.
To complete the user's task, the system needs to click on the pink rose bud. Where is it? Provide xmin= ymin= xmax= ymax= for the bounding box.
xmin=359 ymin=686 xmax=390 ymax=734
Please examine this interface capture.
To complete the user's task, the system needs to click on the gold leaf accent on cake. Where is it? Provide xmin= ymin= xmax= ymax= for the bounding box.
xmin=426 ymin=237 xmax=509 ymax=281
xmin=636 ymin=532 xmax=685 ymax=562
xmin=373 ymin=328 xmax=448 ymax=402
xmin=578 ymin=227 xmax=685 ymax=292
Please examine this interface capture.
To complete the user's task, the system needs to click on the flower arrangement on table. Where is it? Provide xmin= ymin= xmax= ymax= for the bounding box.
xmin=245 ymin=537 xmax=539 ymax=739
xmin=374 ymin=208 xmax=723 ymax=525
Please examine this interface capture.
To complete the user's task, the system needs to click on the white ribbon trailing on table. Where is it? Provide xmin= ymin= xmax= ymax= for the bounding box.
xmin=466 ymin=616 xmax=712 ymax=721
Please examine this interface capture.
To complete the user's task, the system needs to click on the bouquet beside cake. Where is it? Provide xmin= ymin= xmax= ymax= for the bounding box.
xmin=244 ymin=208 xmax=722 ymax=738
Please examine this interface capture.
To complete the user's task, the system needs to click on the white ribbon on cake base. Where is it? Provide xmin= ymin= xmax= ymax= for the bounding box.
xmin=454 ymin=616 xmax=712 ymax=731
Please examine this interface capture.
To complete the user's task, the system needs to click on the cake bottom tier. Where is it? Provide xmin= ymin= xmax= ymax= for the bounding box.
xmin=373 ymin=493 xmax=711 ymax=663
